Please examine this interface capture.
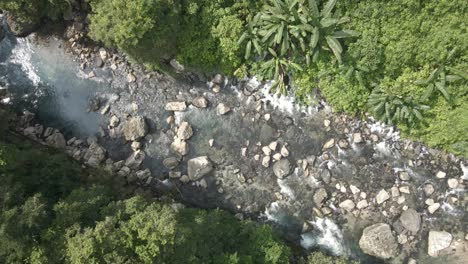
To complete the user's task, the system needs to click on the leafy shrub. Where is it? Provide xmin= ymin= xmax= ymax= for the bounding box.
xmin=0 ymin=0 xmax=69 ymax=26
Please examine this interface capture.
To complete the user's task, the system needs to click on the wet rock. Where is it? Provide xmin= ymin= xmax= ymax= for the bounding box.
xmin=339 ymin=199 xmax=355 ymax=212
xmin=125 ymin=150 xmax=146 ymax=170
xmin=99 ymin=48 xmax=108 ymax=61
xmin=313 ymin=188 xmax=328 ymax=207
xmin=131 ymin=141 xmax=142 ymax=151
xmin=359 ymin=223 xmax=399 ymax=259
xmin=165 ymin=101 xmax=187 ymax=112
xmin=322 ymin=139 xmax=335 ymax=150
xmin=187 ymin=156 xmax=213 ymax=181
xmin=399 ymin=209 xmax=421 ymax=233
xmin=88 ymin=97 xmax=100 ymax=112
xmin=350 ymin=185 xmax=360 ymax=194
xmin=199 ymin=179 xmax=208 ymax=188
xmin=399 ymin=186 xmax=410 ymax=194
xmin=83 ymin=142 xmax=106 ymax=167
xmin=428 ymin=231 xmax=452 ymax=257
xmin=117 ymin=166 xmax=131 ymax=177
xmin=169 ymin=171 xmax=181 ymax=178
xmin=376 ymin=189 xmax=390 ymax=204
xmin=447 ymin=178 xmax=458 ymax=189
xmin=323 ymin=119 xmax=331 ymax=127
xmin=163 ymin=157 xmax=180 ymax=169
xmin=0 ymin=25 xmax=4 ymax=41
xmin=166 ymin=115 xmax=175 ymax=125
xmin=216 ymin=103 xmax=231 ymax=115
xmin=212 ymin=85 xmax=221 ymax=93
xmin=423 ymin=183 xmax=435 ymax=196
xmin=272 ymin=153 xmax=282 ymax=161
xmin=123 ymin=116 xmax=148 ymax=141
xmin=208 ymin=139 xmax=214 ymax=147
xmin=136 ymin=169 xmax=151 ymax=180
xmin=170 ymin=59 xmax=184 ymax=72
xmin=127 ymin=73 xmax=136 ymax=83
xmin=109 ymin=115 xmax=120 ymax=127
xmin=171 ymin=138 xmax=189 ymax=156
xmin=436 ymin=171 xmax=446 ymax=179
xmin=177 ymin=122 xmax=193 ymax=140
xmin=273 ymin=159 xmax=291 ymax=179
xmin=23 ymin=126 xmax=38 ymax=139
xmin=192 ymin=96 xmax=208 ymax=108
xmin=353 ymin=133 xmax=363 ymax=143
xmin=46 ymin=132 xmax=67 ymax=148
xmin=399 ymin=171 xmax=410 ymax=181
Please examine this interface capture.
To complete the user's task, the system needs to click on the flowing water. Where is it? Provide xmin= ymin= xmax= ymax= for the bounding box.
xmin=1 ymin=18 xmax=466 ymax=263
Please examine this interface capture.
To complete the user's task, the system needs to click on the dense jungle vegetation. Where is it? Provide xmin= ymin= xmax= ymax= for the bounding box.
xmin=1 ymin=0 xmax=466 ymax=156
xmin=0 ymin=130 xmax=358 ymax=264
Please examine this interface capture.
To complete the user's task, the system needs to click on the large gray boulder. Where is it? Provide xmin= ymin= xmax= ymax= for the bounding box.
xmin=187 ymin=156 xmax=213 ymax=181
xmin=123 ymin=116 xmax=148 ymax=141
xmin=273 ymin=159 xmax=291 ymax=179
xmin=399 ymin=209 xmax=421 ymax=233
xmin=428 ymin=231 xmax=452 ymax=257
xmin=359 ymin=223 xmax=399 ymax=259
xmin=125 ymin=150 xmax=146 ymax=170
xmin=46 ymin=132 xmax=67 ymax=149
xmin=84 ymin=142 xmax=106 ymax=167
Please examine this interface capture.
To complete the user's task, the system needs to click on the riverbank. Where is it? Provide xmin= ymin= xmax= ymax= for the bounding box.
xmin=1 ymin=15 xmax=467 ymax=264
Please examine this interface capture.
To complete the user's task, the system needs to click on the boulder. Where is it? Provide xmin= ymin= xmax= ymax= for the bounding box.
xmin=46 ymin=132 xmax=67 ymax=148
xmin=125 ymin=150 xmax=146 ymax=170
xmin=165 ymin=101 xmax=187 ymax=112
xmin=339 ymin=199 xmax=356 ymax=212
xmin=171 ymin=137 xmax=189 ymax=156
xmin=313 ymin=188 xmax=328 ymax=207
xmin=273 ymin=159 xmax=291 ymax=179
xmin=83 ymin=142 xmax=106 ymax=167
xmin=187 ymin=156 xmax=213 ymax=181
xmin=163 ymin=157 xmax=180 ymax=169
xmin=177 ymin=122 xmax=193 ymax=140
xmin=376 ymin=189 xmax=390 ymax=204
xmin=192 ymin=96 xmax=208 ymax=108
xmin=359 ymin=223 xmax=399 ymax=259
xmin=428 ymin=231 xmax=452 ymax=257
xmin=216 ymin=103 xmax=231 ymax=115
xmin=399 ymin=209 xmax=421 ymax=233
xmin=123 ymin=116 xmax=148 ymax=141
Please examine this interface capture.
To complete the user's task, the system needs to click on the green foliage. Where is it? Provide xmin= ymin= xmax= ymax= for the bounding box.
xmin=301 ymin=251 xmax=359 ymax=264
xmin=0 ymin=0 xmax=69 ymax=25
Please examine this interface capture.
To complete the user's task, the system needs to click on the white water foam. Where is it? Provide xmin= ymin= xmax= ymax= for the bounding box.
xmin=277 ymin=179 xmax=295 ymax=200
xmin=460 ymin=162 xmax=468 ymax=181
xmin=9 ymin=38 xmax=41 ymax=86
xmin=300 ymin=218 xmax=349 ymax=256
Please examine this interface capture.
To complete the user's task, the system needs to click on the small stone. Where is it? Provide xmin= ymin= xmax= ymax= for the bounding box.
xmin=353 ymin=133 xmax=363 ymax=143
xmin=323 ymin=139 xmax=335 ymax=150
xmin=165 ymin=101 xmax=187 ymax=112
xmin=376 ymin=189 xmax=390 ymax=204
xmin=323 ymin=119 xmax=331 ymax=127
xmin=340 ymin=186 xmax=347 ymax=193
xmin=163 ymin=157 xmax=180 ymax=169
xmin=280 ymin=145 xmax=289 ymax=157
xmin=212 ymin=85 xmax=221 ymax=93
xmin=338 ymin=139 xmax=349 ymax=149
xmin=359 ymin=223 xmax=399 ymax=259
xmin=269 ymin=141 xmax=278 ymax=151
xmin=399 ymin=186 xmax=410 ymax=194
xmin=262 ymin=146 xmax=272 ymax=156
xmin=428 ymin=203 xmax=440 ymax=214
xmin=313 ymin=188 xmax=328 ymax=207
xmin=273 ymin=153 xmax=282 ymax=161
xmin=237 ymin=174 xmax=246 ymax=183
xmin=428 ymin=231 xmax=452 ymax=257
xmin=216 ymin=103 xmax=231 ymax=115
xmin=123 ymin=116 xmax=148 ymax=141
xmin=402 ymin=205 xmax=409 ymax=211
xmin=350 ymin=185 xmax=360 ymax=195
xmin=192 ymin=96 xmax=208 ymax=108
xmin=357 ymin=200 xmax=368 ymax=209
xmin=131 ymin=141 xmax=142 ymax=151
xmin=262 ymin=156 xmax=270 ymax=168
xmin=391 ymin=186 xmax=400 ymax=197
xmin=273 ymin=159 xmax=291 ymax=179
xmin=212 ymin=74 xmax=224 ymax=85
xmin=169 ymin=171 xmax=181 ymax=178
xmin=180 ymin=175 xmax=190 ymax=183
xmin=436 ymin=171 xmax=446 ymax=179
xmin=370 ymin=134 xmax=379 ymax=142
xmin=177 ymin=121 xmax=193 ymax=140
xmin=264 ymin=113 xmax=271 ymax=121
xmin=407 ymin=259 xmax=417 ymax=264
xmin=136 ymin=169 xmax=151 ymax=180
xmin=339 ymin=199 xmax=355 ymax=212
xmin=425 ymin=198 xmax=435 ymax=206
xmin=447 ymin=178 xmax=458 ymax=188
xmin=399 ymin=171 xmax=411 ymax=181
xmin=187 ymin=156 xmax=213 ymax=181
xmin=424 ymin=184 xmax=435 ymax=196
xmin=100 ymin=104 xmax=110 ymax=115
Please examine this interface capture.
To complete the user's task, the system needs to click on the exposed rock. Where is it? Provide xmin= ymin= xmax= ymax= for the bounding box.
xmin=180 ymin=175 xmax=190 ymax=183
xmin=323 ymin=119 xmax=331 ymax=127
xmin=135 ymin=169 xmax=151 ymax=180
xmin=127 ymin=73 xmax=136 ymax=83
xmin=350 ymin=185 xmax=360 ymax=194
xmin=177 ymin=122 xmax=193 ymax=140
xmin=428 ymin=203 xmax=440 ymax=214
xmin=212 ymin=74 xmax=224 ymax=85
xmin=359 ymin=223 xmax=399 ymax=259
xmin=391 ymin=186 xmax=400 ymax=197
xmin=192 ymin=96 xmax=208 ymax=108
xmin=323 ymin=139 xmax=335 ymax=150
xmin=125 ymin=151 xmax=146 ymax=170
xmin=269 ymin=141 xmax=278 ymax=151
xmin=399 ymin=186 xmax=410 ymax=194
xmin=447 ymin=178 xmax=458 ymax=189
xmin=357 ymin=200 xmax=368 ymax=209
xmin=399 ymin=171 xmax=410 ymax=181
xmin=117 ymin=166 xmax=131 ymax=177
xmin=131 ymin=141 xmax=142 ymax=151
xmin=313 ymin=188 xmax=328 ymax=207
xmin=171 ymin=138 xmax=189 ymax=156
xmin=109 ymin=115 xmax=120 ymax=127
xmin=338 ymin=139 xmax=349 ymax=149
xmin=83 ymin=142 xmax=106 ymax=167
xmin=163 ymin=157 xmax=180 ymax=169
xmin=216 ymin=103 xmax=231 ymax=115
xmin=280 ymin=145 xmax=289 ymax=157
xmin=262 ymin=146 xmax=272 ymax=156
xmin=273 ymin=159 xmax=291 ymax=179
xmin=99 ymin=48 xmax=108 ymax=61
xmin=212 ymin=85 xmax=221 ymax=93
xmin=123 ymin=116 xmax=148 ymax=141
xmin=353 ymin=133 xmax=363 ymax=143
xmin=320 ymin=169 xmax=331 ymax=184
xmin=209 ymin=139 xmax=214 ymax=147
xmin=376 ymin=189 xmax=390 ymax=204
xmin=165 ymin=101 xmax=187 ymax=112
xmin=424 ymin=183 xmax=435 ymax=196
xmin=399 ymin=209 xmax=421 ymax=233
xmin=46 ymin=132 xmax=67 ymax=148
xmin=436 ymin=171 xmax=446 ymax=179
xmin=339 ymin=199 xmax=355 ymax=212
xmin=170 ymin=59 xmax=185 ymax=72
xmin=187 ymin=156 xmax=213 ymax=181
xmin=428 ymin=231 xmax=452 ymax=257
xmin=169 ymin=171 xmax=181 ymax=178
xmin=262 ymin=156 xmax=270 ymax=168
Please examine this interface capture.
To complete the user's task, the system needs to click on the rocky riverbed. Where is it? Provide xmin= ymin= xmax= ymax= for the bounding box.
xmin=1 ymin=16 xmax=467 ymax=264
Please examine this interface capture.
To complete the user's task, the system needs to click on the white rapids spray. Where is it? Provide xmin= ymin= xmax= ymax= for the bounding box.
xmin=300 ymin=218 xmax=349 ymax=256
xmin=9 ymin=38 xmax=41 ymax=86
